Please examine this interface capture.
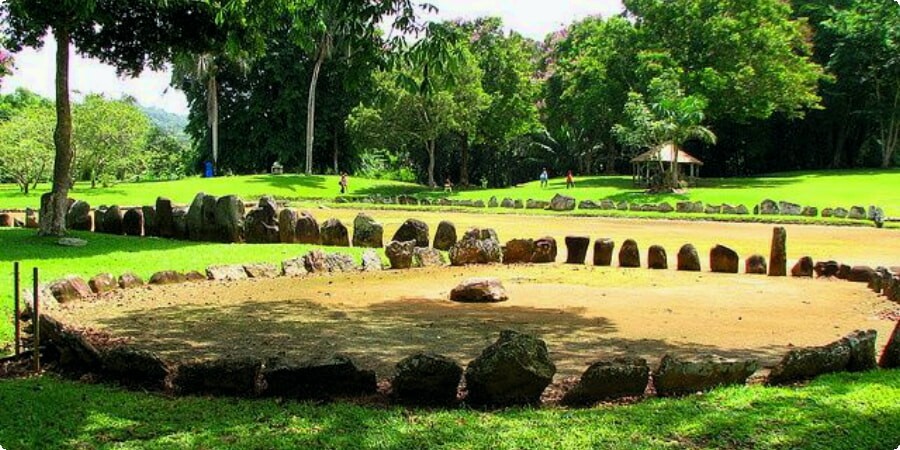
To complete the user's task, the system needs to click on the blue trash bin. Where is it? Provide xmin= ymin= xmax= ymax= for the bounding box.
xmin=204 ymin=161 xmax=214 ymax=178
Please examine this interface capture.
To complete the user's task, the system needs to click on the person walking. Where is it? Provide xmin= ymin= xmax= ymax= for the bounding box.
xmin=339 ymin=172 xmax=349 ymax=194
xmin=565 ymin=170 xmax=575 ymax=189
xmin=444 ymin=177 xmax=454 ymax=193
xmin=540 ymin=168 xmax=549 ymax=188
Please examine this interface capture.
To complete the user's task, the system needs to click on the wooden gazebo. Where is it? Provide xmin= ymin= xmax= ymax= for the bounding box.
xmin=630 ymin=143 xmax=703 ymax=186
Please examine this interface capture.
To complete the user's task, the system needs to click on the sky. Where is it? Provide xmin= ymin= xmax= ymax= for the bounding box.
xmin=1 ymin=0 xmax=624 ymax=116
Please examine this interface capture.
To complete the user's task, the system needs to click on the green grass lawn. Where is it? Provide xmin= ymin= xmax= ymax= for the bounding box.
xmin=0 ymin=370 xmax=897 ymax=449
xmin=1 ymin=169 xmax=898 ymax=216
xmin=0 ymin=229 xmax=375 ymax=349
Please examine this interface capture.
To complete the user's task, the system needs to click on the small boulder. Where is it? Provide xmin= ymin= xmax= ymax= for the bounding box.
xmin=879 ymin=321 xmax=900 ymax=369
xmin=449 ymin=228 xmax=501 ymax=266
xmin=647 ymin=245 xmax=667 ymax=269
xmin=392 ymin=219 xmax=430 ymax=248
xmin=303 ymin=250 xmax=328 ymax=273
xmin=500 ymin=198 xmax=515 ymax=208
xmin=65 ymin=200 xmax=93 ymax=231
xmin=710 ymin=245 xmax=739 ymax=273
xmin=433 ymin=221 xmax=458 ymax=251
xmin=847 ymin=266 xmax=876 ymax=283
xmin=149 ymin=270 xmax=187 ymax=285
xmin=278 ymin=209 xmax=299 ymax=243
xmin=578 ymin=200 xmax=601 ymax=210
xmin=488 ymin=196 xmax=499 ymax=208
xmin=844 ymin=329 xmax=877 ymax=372
xmin=243 ymin=263 xmax=279 ymax=279
xmin=282 ymin=258 xmax=308 ymax=277
xmin=88 ymin=273 xmax=117 ymax=294
xmin=745 ymin=255 xmax=767 ymax=275
xmin=413 ymin=247 xmax=446 ymax=267
xmin=320 ymin=218 xmax=350 ymax=247
xmin=677 ymin=244 xmax=701 ymax=271
xmin=391 ymin=353 xmax=463 ymax=406
xmin=323 ymin=253 xmax=358 ymax=273
xmin=207 ymin=265 xmax=249 ymax=281
xmin=833 ymin=207 xmax=849 ymax=218
xmin=618 ymin=239 xmax=640 ymax=268
xmin=386 ymin=240 xmax=415 ymax=270
xmin=118 ymin=272 xmax=144 ymax=289
xmin=185 ymin=271 xmax=207 ymax=282
xmin=142 ymin=206 xmax=158 ymax=237
xmin=549 ymin=194 xmax=576 ymax=211
xmin=565 ymin=236 xmax=590 ymax=264
xmin=848 ymin=206 xmax=866 ymax=220
xmin=791 ymin=256 xmax=814 ymax=277
xmin=593 ymin=239 xmax=615 ymax=266
xmin=816 ymin=261 xmax=840 ymax=278
xmin=295 ymin=212 xmax=320 ymax=244
xmin=156 ymin=197 xmax=175 ymax=238
xmin=464 ymin=330 xmax=556 ymax=406
xmin=531 ymin=236 xmax=558 ymax=264
xmin=101 ymin=205 xmax=124 ymax=235
xmin=779 ymin=201 xmax=802 ymax=216
xmin=263 ymin=355 xmax=376 ymax=400
xmin=174 ymin=358 xmax=262 ymax=396
xmin=361 ymin=250 xmax=383 ymax=272
xmin=561 ymin=357 xmax=649 ymax=406
xmin=49 ymin=275 xmax=93 ymax=302
xmin=503 ymin=239 xmax=535 ymax=264
xmin=244 ymin=206 xmax=279 ymax=244
xmin=526 ymin=199 xmax=549 ymax=209
xmin=801 ymin=206 xmax=818 ymax=217
xmin=450 ymin=278 xmax=508 ymax=303
xmin=654 ymin=354 xmax=758 ymax=397
xmin=759 ymin=199 xmax=779 ymax=215
xmin=352 ymin=213 xmax=383 ymax=248
xmin=657 ymin=202 xmax=674 ymax=213
xmin=767 ymin=338 xmax=851 ymax=385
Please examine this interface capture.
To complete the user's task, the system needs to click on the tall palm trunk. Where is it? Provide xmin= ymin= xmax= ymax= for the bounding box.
xmin=426 ymin=140 xmax=436 ymax=187
xmin=459 ymin=132 xmax=469 ymax=187
xmin=208 ymin=75 xmax=219 ymax=171
xmin=41 ymin=27 xmax=74 ymax=237
xmin=305 ymin=39 xmax=328 ymax=175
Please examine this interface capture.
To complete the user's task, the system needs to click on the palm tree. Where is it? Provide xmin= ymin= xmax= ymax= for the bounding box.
xmin=173 ymin=53 xmax=220 ymax=171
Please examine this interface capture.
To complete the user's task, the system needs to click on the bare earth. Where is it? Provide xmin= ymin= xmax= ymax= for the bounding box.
xmin=51 ymin=264 xmax=898 ymax=378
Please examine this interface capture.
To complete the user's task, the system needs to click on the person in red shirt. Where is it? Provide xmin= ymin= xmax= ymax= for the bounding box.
xmin=565 ymin=170 xmax=575 ymax=189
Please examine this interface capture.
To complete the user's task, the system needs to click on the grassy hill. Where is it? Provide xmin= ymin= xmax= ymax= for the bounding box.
xmin=0 ymin=169 xmax=898 ymax=216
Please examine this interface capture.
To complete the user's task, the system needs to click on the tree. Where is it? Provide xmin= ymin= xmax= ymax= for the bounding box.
xmin=0 ymin=47 xmax=13 ymax=88
xmin=74 ymin=94 xmax=152 ymax=188
xmin=1 ymin=0 xmax=223 ymax=235
xmin=613 ymin=68 xmax=716 ymax=190
xmin=0 ymin=102 xmax=54 ymax=194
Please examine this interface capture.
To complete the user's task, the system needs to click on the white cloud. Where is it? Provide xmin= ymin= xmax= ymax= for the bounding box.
xmin=1 ymin=0 xmax=623 ymax=116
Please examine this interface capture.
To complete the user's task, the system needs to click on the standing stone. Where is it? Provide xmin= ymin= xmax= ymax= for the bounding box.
xmin=503 ymin=239 xmax=535 ymax=264
xmin=779 ymin=201 xmax=802 ymax=216
xmin=759 ymin=199 xmax=779 ymax=215
xmin=565 ymin=236 xmax=590 ymax=264
xmin=215 ymin=196 xmax=245 ymax=243
xmin=156 ymin=197 xmax=175 ymax=238
xmin=532 ymin=236 xmax=558 ymax=263
xmin=361 ymin=250 xmax=383 ymax=272
xmin=879 ymin=321 xmax=900 ymax=369
xmin=25 ymin=208 xmax=38 ymax=228
xmin=488 ymin=196 xmax=499 ymax=208
xmin=118 ymin=272 xmax=144 ymax=289
xmin=433 ymin=221 xmax=458 ymax=251
xmin=791 ymin=256 xmax=814 ymax=277
xmin=142 ymin=206 xmax=158 ymax=237
xmin=413 ymin=247 xmax=446 ymax=267
xmin=321 ymin=218 xmax=350 ymax=247
xmin=709 ymin=245 xmax=739 ymax=273
xmin=66 ymin=200 xmax=93 ymax=231
xmin=386 ymin=240 xmax=415 ymax=269
xmin=49 ymin=276 xmax=93 ymax=303
xmin=500 ymin=198 xmax=515 ymax=208
xmin=122 ymin=208 xmax=144 ymax=236
xmin=278 ymin=209 xmax=299 ymax=243
xmin=101 ymin=206 xmax=124 ymax=235
xmin=769 ymin=227 xmax=787 ymax=277
xmin=464 ymin=330 xmax=556 ymax=406
xmin=836 ymin=264 xmax=852 ymax=280
xmin=391 ymin=353 xmax=463 ymax=406
xmin=172 ymin=208 xmax=188 ymax=240
xmin=844 ymin=329 xmax=878 ymax=372
xmin=93 ymin=206 xmax=107 ymax=233
xmin=618 ymin=239 xmax=640 ymax=268
xmin=393 ymin=219 xmax=430 ymax=248
xmin=244 ymin=205 xmax=279 ymax=244
xmin=352 ymin=213 xmax=383 ymax=248
xmin=449 ymin=228 xmax=502 ymax=266
xmin=201 ymin=194 xmax=219 ymax=241
xmin=514 ymin=199 xmax=524 ymax=209
xmin=562 ymin=358 xmax=649 ymax=406
xmin=848 ymin=206 xmax=866 ymax=220
xmin=295 ymin=212 xmax=320 ymax=244
xmin=185 ymin=192 xmax=206 ymax=241
xmin=847 ymin=266 xmax=876 ymax=283
xmin=593 ymin=239 xmax=615 ymax=266
xmin=745 ymin=255 xmax=767 ymax=274
xmin=88 ymin=273 xmax=117 ymax=294
xmin=647 ymin=245 xmax=667 ymax=269
xmin=549 ymin=194 xmax=576 ymax=211
xmin=676 ymin=244 xmax=701 ymax=271
xmin=801 ymin=206 xmax=818 ymax=217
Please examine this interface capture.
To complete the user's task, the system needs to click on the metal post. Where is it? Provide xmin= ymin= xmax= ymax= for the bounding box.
xmin=32 ymin=267 xmax=39 ymax=373
xmin=14 ymin=262 xmax=20 ymax=357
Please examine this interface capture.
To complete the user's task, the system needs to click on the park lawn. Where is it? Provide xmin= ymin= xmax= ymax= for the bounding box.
xmin=0 ymin=370 xmax=898 ymax=449
xmin=1 ymin=169 xmax=898 ymax=217
xmin=0 ymin=229 xmax=376 ymax=350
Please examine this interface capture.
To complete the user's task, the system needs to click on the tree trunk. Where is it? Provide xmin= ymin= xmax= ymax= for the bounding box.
xmin=605 ymin=139 xmax=617 ymax=174
xmin=209 ymin=75 xmax=219 ymax=171
xmin=305 ymin=42 xmax=327 ymax=175
xmin=40 ymin=27 xmax=74 ymax=237
xmin=333 ymin=126 xmax=339 ymax=174
xmin=670 ymin=149 xmax=680 ymax=188
xmin=426 ymin=140 xmax=436 ymax=188
xmin=459 ymin=132 xmax=469 ymax=187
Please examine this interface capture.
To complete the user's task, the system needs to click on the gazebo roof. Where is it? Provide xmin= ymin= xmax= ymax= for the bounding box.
xmin=630 ymin=143 xmax=704 ymax=166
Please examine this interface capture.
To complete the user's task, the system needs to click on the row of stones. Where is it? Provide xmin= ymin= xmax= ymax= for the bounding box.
xmin=39 ymin=313 xmax=900 ymax=408
xmin=334 ymin=193 xmax=883 ymax=220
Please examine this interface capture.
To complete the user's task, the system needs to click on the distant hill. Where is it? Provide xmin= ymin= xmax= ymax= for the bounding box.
xmin=140 ymin=106 xmax=189 ymax=141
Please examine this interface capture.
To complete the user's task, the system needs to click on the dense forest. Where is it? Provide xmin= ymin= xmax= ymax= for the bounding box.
xmin=173 ymin=0 xmax=899 ymax=186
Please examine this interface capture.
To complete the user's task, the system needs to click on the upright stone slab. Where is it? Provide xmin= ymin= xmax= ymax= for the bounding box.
xmin=464 ymin=330 xmax=556 ymax=407
xmin=562 ymin=357 xmax=649 ymax=406
xmin=745 ymin=255 xmax=767 ymax=275
xmin=156 ymin=197 xmax=175 ymax=238
xmin=215 ymin=195 xmax=245 ymax=243
xmin=879 ymin=321 xmax=900 ymax=369
xmin=352 ymin=213 xmax=383 ymax=248
xmin=142 ymin=205 xmax=158 ymax=237
xmin=101 ymin=206 xmax=124 ymax=235
xmin=503 ymin=239 xmax=535 ymax=264
xmin=185 ymin=192 xmax=206 ymax=241
xmin=66 ymin=200 xmax=93 ymax=231
xmin=618 ymin=239 xmax=640 ymax=268
xmin=172 ymin=208 xmax=188 ymax=240
xmin=791 ymin=256 xmax=814 ymax=277
xmin=93 ymin=206 xmax=107 ymax=233
xmin=647 ymin=245 xmax=667 ymax=269
xmin=278 ymin=209 xmax=299 ymax=243
xmin=386 ymin=240 xmax=415 ymax=269
xmin=433 ymin=221 xmax=458 ymax=251
xmin=244 ymin=200 xmax=279 ymax=244
xmin=549 ymin=194 xmax=576 ymax=211
xmin=565 ymin=236 xmax=590 ymax=264
xmin=449 ymin=228 xmax=502 ymax=266
xmin=321 ymin=218 xmax=350 ymax=247
xmin=391 ymin=353 xmax=463 ymax=406
xmin=532 ymin=236 xmax=558 ymax=263
xmin=654 ymin=354 xmax=758 ymax=397
xmin=844 ymin=329 xmax=877 ymax=372
xmin=295 ymin=212 xmax=320 ymax=244
xmin=393 ymin=219 xmax=430 ymax=248
xmin=709 ymin=245 xmax=739 ymax=273
xmin=769 ymin=227 xmax=787 ymax=276
xmin=593 ymin=239 xmax=614 ymax=266
xmin=677 ymin=244 xmax=701 ymax=271
xmin=201 ymin=194 xmax=219 ymax=241
xmin=122 ymin=208 xmax=144 ymax=236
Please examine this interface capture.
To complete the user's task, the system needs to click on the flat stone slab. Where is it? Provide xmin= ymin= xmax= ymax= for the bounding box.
xmin=450 ymin=278 xmax=508 ymax=303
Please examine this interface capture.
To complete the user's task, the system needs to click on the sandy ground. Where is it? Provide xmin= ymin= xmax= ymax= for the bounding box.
xmin=315 ymin=208 xmax=900 ymax=268
xmin=51 ymin=264 xmax=898 ymax=378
